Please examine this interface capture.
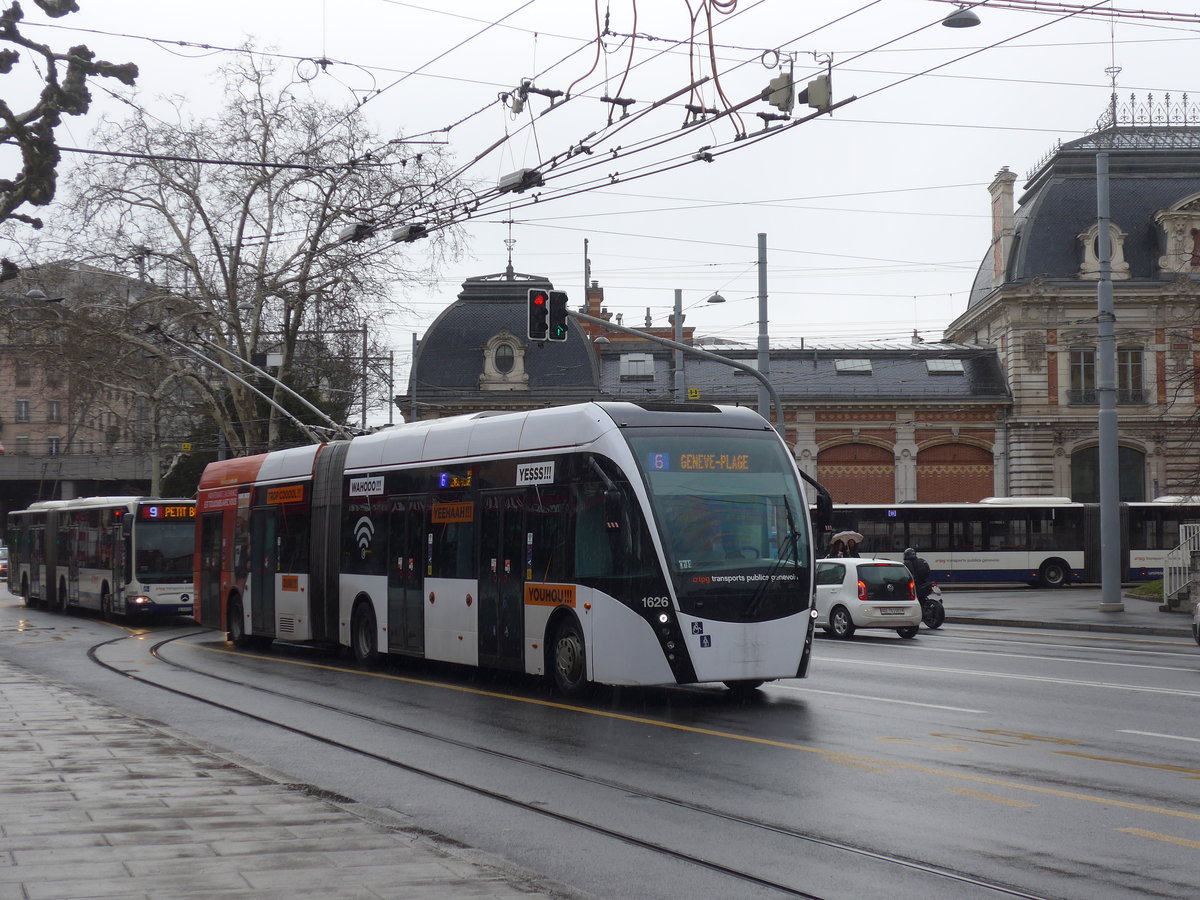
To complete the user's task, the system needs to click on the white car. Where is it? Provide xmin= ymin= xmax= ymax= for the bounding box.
xmin=1192 ymin=600 xmax=1200 ymax=646
xmin=814 ymin=558 xmax=922 ymax=639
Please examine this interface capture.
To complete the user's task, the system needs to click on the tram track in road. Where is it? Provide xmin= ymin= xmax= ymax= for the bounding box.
xmin=86 ymin=630 xmax=1052 ymax=900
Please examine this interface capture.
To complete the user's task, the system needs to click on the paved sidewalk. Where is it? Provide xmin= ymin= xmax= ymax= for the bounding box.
xmin=0 ymin=658 xmax=588 ymax=900
xmin=942 ymin=585 xmax=1195 ymax=638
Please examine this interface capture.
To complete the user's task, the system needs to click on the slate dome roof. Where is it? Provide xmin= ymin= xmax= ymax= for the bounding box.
xmin=408 ymin=268 xmax=599 ymax=401
xmin=968 ymin=125 xmax=1200 ymax=307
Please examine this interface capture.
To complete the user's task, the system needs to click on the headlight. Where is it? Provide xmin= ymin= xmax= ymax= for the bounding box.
xmin=131 ymin=595 xmax=152 ymax=605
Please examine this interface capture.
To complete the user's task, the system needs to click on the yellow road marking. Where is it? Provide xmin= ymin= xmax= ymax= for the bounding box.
xmin=188 ymin=640 xmax=1200 ymax=823
xmin=1056 ymin=751 xmax=1200 ymax=776
xmin=950 ymin=788 xmax=1036 ymax=809
xmin=1119 ymin=828 xmax=1200 ymax=850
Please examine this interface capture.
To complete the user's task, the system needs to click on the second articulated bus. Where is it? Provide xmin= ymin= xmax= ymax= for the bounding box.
xmin=195 ymin=402 xmax=821 ymax=695
xmin=5 ymin=496 xmax=197 ymax=618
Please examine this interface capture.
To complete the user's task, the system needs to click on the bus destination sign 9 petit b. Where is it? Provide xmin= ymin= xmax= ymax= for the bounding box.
xmin=137 ymin=504 xmax=196 ymax=520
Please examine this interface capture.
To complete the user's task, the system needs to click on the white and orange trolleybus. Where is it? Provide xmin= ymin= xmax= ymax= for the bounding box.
xmin=194 ymin=402 xmax=820 ymax=695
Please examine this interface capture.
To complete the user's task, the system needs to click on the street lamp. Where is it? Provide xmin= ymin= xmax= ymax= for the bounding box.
xmin=704 ymin=235 xmax=773 ymax=419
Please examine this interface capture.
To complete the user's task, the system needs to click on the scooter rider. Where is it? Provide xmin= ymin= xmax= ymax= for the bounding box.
xmin=903 ymin=547 xmax=931 ymax=597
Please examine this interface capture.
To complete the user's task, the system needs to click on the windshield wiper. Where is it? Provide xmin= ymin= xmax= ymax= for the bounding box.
xmin=743 ymin=496 xmax=804 ymax=620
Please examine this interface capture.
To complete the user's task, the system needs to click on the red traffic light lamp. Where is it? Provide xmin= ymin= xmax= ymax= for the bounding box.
xmin=527 ymin=289 xmax=549 ymax=340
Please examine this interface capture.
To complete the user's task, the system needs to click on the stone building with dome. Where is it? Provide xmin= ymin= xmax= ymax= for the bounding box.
xmin=944 ymin=97 xmax=1200 ymax=501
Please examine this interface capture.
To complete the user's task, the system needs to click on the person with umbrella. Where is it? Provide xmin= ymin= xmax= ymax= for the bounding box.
xmin=830 ymin=530 xmax=862 ymax=558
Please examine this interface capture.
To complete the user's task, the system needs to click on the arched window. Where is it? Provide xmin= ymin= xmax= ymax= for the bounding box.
xmin=494 ymin=342 xmax=515 ymax=374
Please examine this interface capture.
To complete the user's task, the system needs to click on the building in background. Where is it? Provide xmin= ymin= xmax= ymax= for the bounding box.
xmin=945 ymin=96 xmax=1200 ymax=502
xmin=401 ymin=101 xmax=1200 ymax=505
xmin=1 ymin=263 xmax=160 ymax=521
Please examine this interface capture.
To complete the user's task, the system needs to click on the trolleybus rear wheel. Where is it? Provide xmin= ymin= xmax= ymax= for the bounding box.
xmin=551 ymin=617 xmax=590 ymax=698
xmin=352 ymin=601 xmax=380 ymax=665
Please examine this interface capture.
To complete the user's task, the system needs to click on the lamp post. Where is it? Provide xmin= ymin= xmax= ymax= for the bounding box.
xmin=705 ymin=232 xmax=773 ymax=421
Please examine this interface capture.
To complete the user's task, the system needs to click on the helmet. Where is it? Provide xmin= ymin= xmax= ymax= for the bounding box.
xmin=903 ymin=547 xmax=916 ymax=558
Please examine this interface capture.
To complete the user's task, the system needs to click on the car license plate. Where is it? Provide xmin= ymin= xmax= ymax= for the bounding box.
xmin=880 ymin=607 xmax=907 ymax=615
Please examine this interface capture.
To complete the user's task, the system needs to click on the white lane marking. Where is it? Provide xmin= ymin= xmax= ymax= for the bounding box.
xmin=817 ymin=656 xmax=1200 ymax=698
xmin=772 ymin=683 xmax=985 ymax=714
xmin=1119 ymin=730 xmax=1200 ymax=744
xmin=899 ymin=641 xmax=1197 ymax=674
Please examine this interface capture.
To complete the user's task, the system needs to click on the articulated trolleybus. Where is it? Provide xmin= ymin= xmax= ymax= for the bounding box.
xmin=195 ymin=402 xmax=819 ymax=695
xmin=6 ymin=496 xmax=196 ymax=618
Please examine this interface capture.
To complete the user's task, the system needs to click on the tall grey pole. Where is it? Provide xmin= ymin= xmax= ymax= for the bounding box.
xmin=757 ymin=233 xmax=771 ymax=418
xmin=1096 ymin=152 xmax=1124 ymax=611
xmin=410 ymin=332 xmax=418 ymax=423
xmin=361 ymin=322 xmax=369 ymax=430
xmin=673 ymin=288 xmax=684 ymax=403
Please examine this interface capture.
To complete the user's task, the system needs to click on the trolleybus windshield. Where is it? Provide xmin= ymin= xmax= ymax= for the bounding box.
xmin=625 ymin=429 xmax=810 ymax=619
xmin=133 ymin=504 xmax=195 ymax=582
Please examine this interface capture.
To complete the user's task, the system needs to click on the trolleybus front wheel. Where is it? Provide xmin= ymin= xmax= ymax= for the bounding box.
xmin=351 ymin=601 xmax=380 ymax=666
xmin=724 ymin=679 xmax=765 ymax=695
xmin=228 ymin=597 xmax=251 ymax=648
xmin=550 ymin=617 xmax=590 ymax=698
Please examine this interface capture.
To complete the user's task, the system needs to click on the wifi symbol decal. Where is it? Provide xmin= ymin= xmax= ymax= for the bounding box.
xmin=354 ymin=516 xmax=375 ymax=558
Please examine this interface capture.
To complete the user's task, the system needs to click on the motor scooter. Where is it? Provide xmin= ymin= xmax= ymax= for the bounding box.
xmin=916 ymin=580 xmax=945 ymax=629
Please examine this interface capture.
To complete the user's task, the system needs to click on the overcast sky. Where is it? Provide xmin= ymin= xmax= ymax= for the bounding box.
xmin=5 ymin=0 xmax=1200 ymax=399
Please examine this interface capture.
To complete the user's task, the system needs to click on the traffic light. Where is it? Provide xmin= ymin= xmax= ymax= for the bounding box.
xmin=547 ymin=291 xmax=568 ymax=341
xmin=766 ymin=70 xmax=793 ymax=112
xmin=527 ymin=289 xmax=549 ymax=340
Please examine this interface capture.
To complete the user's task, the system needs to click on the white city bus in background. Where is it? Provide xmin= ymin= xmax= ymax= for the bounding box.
xmin=827 ymin=496 xmax=1200 ymax=587
xmin=196 ymin=402 xmax=825 ymax=696
xmin=6 ymin=496 xmax=196 ymax=618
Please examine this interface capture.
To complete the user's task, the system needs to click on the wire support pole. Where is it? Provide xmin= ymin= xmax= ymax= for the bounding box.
xmin=570 ymin=309 xmax=782 ymax=434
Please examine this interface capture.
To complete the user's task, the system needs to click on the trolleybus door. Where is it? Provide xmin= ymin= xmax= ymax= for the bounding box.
xmin=198 ymin=512 xmax=223 ymax=628
xmin=478 ymin=490 xmax=525 ymax=670
xmin=249 ymin=507 xmax=278 ymax=634
xmin=108 ymin=519 xmax=124 ymax=613
xmin=387 ymin=495 xmax=426 ymax=655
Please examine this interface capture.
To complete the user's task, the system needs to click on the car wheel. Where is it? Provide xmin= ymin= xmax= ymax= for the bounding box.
xmin=551 ymin=617 xmax=591 ymax=698
xmin=1038 ymin=559 xmax=1068 ymax=588
xmin=829 ymin=605 xmax=856 ymax=639
xmin=352 ymin=601 xmax=380 ymax=665
xmin=896 ymin=626 xmax=919 ymax=639
xmin=228 ymin=596 xmax=251 ymax=648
